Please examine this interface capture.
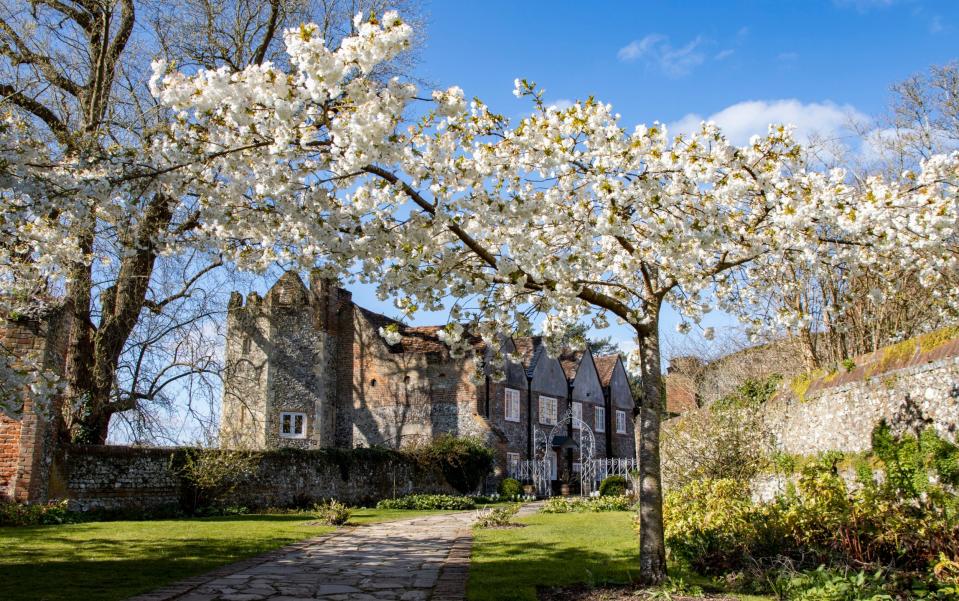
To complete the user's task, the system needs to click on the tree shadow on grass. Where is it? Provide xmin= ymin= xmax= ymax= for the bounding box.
xmin=468 ymin=535 xmax=642 ymax=601
xmin=0 ymin=515 xmax=326 ymax=601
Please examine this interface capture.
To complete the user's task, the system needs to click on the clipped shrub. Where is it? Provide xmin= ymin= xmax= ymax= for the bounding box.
xmin=599 ymin=475 xmax=627 ymax=496
xmin=410 ymin=435 xmax=494 ymax=494
xmin=499 ymin=477 xmax=522 ymax=498
xmin=540 ymin=495 xmax=634 ymax=513
xmin=376 ymin=494 xmax=476 ymax=510
xmin=0 ymin=500 xmax=79 ymax=526
xmin=475 ymin=503 xmax=520 ymax=528
xmin=314 ymin=500 xmax=351 ymax=525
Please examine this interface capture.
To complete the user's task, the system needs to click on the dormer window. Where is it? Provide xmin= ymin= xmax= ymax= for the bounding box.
xmin=280 ymin=412 xmax=307 ymax=439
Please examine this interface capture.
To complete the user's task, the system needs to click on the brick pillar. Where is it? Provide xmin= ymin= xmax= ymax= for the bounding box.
xmin=0 ymin=408 xmax=21 ymax=499
xmin=0 ymin=305 xmax=70 ymax=502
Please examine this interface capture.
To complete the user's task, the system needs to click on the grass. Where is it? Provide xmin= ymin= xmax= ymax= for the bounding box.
xmin=469 ymin=511 xmax=641 ymax=601
xmin=0 ymin=508 xmax=448 ymax=601
xmin=468 ymin=510 xmax=773 ymax=601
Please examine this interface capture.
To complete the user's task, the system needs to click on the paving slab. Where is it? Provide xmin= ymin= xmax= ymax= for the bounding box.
xmin=127 ymin=512 xmax=479 ymax=601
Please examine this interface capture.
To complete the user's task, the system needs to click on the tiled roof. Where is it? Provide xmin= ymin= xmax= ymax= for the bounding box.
xmin=559 ymin=350 xmax=585 ymax=381
xmin=511 ymin=336 xmax=543 ymax=377
xmin=357 ymin=307 xmax=485 ymax=354
xmin=593 ymin=355 xmax=620 ymax=387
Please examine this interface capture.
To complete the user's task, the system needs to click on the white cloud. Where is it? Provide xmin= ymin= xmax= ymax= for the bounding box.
xmin=669 ymin=99 xmax=868 ymax=146
xmin=617 ymin=34 xmax=707 ymax=78
xmin=930 ymin=15 xmax=944 ymax=33
xmin=547 ymin=99 xmax=574 ymax=111
xmin=833 ymin=0 xmax=900 ymax=10
xmin=714 ymin=49 xmax=735 ymax=61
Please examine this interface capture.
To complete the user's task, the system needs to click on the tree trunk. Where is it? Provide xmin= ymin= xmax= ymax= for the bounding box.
xmin=633 ymin=308 xmax=667 ymax=585
xmin=798 ymin=327 xmax=820 ymax=372
xmin=62 ymin=193 xmax=174 ymax=444
xmin=62 ymin=221 xmax=98 ymax=443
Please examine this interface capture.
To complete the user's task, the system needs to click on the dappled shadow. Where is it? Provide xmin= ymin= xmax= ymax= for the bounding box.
xmin=468 ymin=513 xmax=642 ymax=601
xmin=0 ymin=515 xmax=324 ymax=601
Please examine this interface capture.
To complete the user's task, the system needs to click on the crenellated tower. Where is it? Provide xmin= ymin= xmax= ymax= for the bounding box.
xmin=220 ymin=271 xmax=350 ymax=449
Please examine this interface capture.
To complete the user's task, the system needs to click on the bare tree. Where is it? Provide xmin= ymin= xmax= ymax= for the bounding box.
xmin=0 ymin=0 xmax=424 ymax=444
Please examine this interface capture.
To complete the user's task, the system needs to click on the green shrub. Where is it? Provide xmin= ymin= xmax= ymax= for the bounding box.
xmin=376 ymin=494 xmax=476 ymax=510
xmin=661 ymin=378 xmax=776 ymax=490
xmin=0 ymin=500 xmax=80 ymax=526
xmin=499 ymin=477 xmax=522 ymax=498
xmin=469 ymin=495 xmax=499 ymax=504
xmin=475 ymin=504 xmax=520 ymax=528
xmin=540 ymin=496 xmax=580 ymax=513
xmin=540 ymin=495 xmax=633 ymax=513
xmin=170 ymin=449 xmax=259 ymax=514
xmin=410 ymin=435 xmax=494 ymax=494
xmin=314 ymin=500 xmax=351 ymax=525
xmin=663 ymin=478 xmax=772 ymax=574
xmin=599 ymin=475 xmax=627 ymax=496
xmin=587 ymin=495 xmax=635 ymax=511
xmin=871 ymin=420 xmax=959 ymax=498
xmin=775 ymin=566 xmax=895 ymax=601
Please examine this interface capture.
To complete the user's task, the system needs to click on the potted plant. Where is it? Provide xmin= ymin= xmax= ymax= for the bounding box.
xmin=559 ymin=469 xmax=572 ymax=496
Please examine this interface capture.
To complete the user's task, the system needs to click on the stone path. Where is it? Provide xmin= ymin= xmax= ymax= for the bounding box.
xmin=128 ymin=512 xmax=478 ymax=601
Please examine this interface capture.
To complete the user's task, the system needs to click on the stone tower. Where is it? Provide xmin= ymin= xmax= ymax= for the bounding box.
xmin=220 ymin=271 xmax=350 ymax=450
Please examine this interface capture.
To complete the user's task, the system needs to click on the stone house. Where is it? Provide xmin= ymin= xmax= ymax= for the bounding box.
xmin=220 ymin=271 xmax=637 ymax=482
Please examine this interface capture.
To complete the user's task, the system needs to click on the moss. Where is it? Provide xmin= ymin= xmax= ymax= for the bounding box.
xmin=874 ymin=338 xmax=918 ymax=374
xmin=917 ymin=325 xmax=959 ymax=353
xmin=788 ymin=369 xmax=827 ymax=402
xmin=868 ymin=326 xmax=959 ymax=376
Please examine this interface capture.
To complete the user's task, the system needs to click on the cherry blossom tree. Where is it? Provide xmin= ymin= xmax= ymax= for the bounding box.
xmin=5 ymin=9 xmax=958 ymax=582
xmin=0 ymin=0 xmax=421 ymax=442
xmin=145 ymin=14 xmax=959 ymax=580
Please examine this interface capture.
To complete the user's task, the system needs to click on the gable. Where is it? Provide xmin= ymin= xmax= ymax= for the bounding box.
xmin=530 ymin=351 xmax=569 ymax=397
xmin=571 ymin=349 xmax=604 ymax=404
xmin=608 ymin=358 xmax=635 ymax=409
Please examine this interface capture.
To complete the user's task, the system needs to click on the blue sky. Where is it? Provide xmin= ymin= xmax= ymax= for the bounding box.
xmin=119 ymin=1 xmax=959 ymax=443
xmin=342 ymin=0 xmax=959 ymax=359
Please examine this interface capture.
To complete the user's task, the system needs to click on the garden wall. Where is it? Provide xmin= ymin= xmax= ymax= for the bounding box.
xmin=765 ymin=335 xmax=959 ymax=455
xmin=55 ymin=445 xmax=458 ymax=512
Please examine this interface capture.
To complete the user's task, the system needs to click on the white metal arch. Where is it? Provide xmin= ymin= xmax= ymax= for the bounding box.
xmin=533 ymin=406 xmax=597 ymax=496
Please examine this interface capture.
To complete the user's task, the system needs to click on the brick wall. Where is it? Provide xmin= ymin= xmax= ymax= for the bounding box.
xmin=0 ymin=413 xmax=20 ymax=499
xmin=0 ymin=306 xmax=70 ymax=502
xmin=335 ymin=305 xmax=492 ymax=450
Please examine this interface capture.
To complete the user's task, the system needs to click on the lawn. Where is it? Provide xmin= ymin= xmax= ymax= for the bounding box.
xmin=0 ymin=509 xmax=446 ymax=601
xmin=468 ymin=510 xmax=773 ymax=601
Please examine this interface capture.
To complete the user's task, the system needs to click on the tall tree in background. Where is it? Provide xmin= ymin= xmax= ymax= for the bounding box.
xmin=0 ymin=0 xmax=422 ymax=443
xmin=755 ymin=62 xmax=959 ymax=371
